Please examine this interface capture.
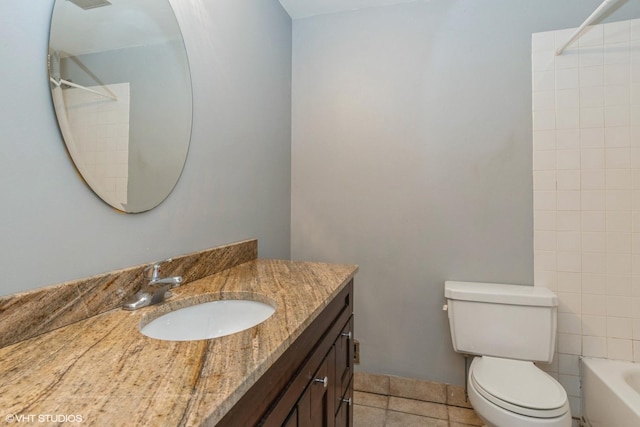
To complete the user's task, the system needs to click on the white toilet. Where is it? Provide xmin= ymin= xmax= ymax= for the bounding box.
xmin=444 ymin=281 xmax=571 ymax=427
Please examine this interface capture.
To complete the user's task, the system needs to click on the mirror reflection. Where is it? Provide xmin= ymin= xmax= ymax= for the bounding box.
xmin=48 ymin=0 xmax=192 ymax=213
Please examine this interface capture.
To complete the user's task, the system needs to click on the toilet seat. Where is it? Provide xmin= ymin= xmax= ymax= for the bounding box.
xmin=470 ymin=357 xmax=568 ymax=418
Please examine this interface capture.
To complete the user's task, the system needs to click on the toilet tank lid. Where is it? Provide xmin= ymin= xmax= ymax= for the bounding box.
xmin=444 ymin=281 xmax=557 ymax=307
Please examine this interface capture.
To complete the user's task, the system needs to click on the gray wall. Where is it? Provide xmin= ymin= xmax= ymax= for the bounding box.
xmin=290 ymin=0 xmax=640 ymax=385
xmin=0 ymin=0 xmax=291 ymax=296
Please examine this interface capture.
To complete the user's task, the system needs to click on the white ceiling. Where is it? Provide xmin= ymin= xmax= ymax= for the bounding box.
xmin=279 ymin=0 xmax=419 ymax=19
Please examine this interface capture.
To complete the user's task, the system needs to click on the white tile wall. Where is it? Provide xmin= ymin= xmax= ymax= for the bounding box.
xmin=533 ymin=18 xmax=640 ymax=420
xmin=62 ymin=83 xmax=130 ymax=209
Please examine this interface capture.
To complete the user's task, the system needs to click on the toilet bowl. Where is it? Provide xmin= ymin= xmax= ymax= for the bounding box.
xmin=467 ymin=357 xmax=571 ymax=427
xmin=444 ymin=281 xmax=572 ymax=427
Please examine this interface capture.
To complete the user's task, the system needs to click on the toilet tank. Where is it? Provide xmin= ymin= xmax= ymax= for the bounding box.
xmin=444 ymin=281 xmax=558 ymax=363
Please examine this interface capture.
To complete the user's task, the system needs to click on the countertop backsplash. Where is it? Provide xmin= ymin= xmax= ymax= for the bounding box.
xmin=0 ymin=239 xmax=258 ymax=348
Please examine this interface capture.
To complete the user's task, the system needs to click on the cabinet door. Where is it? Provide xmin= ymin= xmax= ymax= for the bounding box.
xmin=310 ymin=346 xmax=335 ymax=427
xmin=283 ymin=407 xmax=299 ymax=427
xmin=295 ymin=387 xmax=312 ymax=427
xmin=334 ymin=378 xmax=353 ymax=427
xmin=334 ymin=318 xmax=353 ymax=410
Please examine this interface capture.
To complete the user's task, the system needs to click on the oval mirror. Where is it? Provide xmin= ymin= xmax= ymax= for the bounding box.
xmin=48 ymin=0 xmax=192 ymax=213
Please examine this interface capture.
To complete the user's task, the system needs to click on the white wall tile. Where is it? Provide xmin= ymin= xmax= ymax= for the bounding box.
xmin=580 ymin=48 xmax=604 ymax=67
xmin=606 ymin=275 xmax=632 ymax=296
xmin=532 ymin=50 xmax=556 ymax=72
xmin=581 ymin=190 xmax=606 ymax=211
xmin=534 ymin=191 xmax=557 ymax=210
xmin=607 ymin=337 xmax=633 ymax=360
xmin=582 ymin=273 xmax=606 ymax=294
xmin=534 ymin=26 xmax=640 ymax=418
xmin=633 ymin=340 xmax=640 ymax=362
xmin=583 ymin=293 xmax=607 ymax=315
xmin=559 ymin=312 xmax=582 ymax=334
xmin=581 ymin=25 xmax=604 ymax=47
xmin=605 ymin=21 xmax=631 ymax=45
xmin=605 ymin=105 xmax=630 ymax=127
xmin=583 ymin=335 xmax=607 ymax=357
xmin=582 ymin=232 xmax=606 ymax=252
xmin=607 ymin=295 xmax=632 ymax=317
xmin=607 ymin=316 xmax=633 ymax=338
xmin=581 ymin=170 xmax=605 ymax=189
xmin=534 ymin=170 xmax=556 ymax=190
xmin=580 ymin=107 xmax=605 ymax=128
xmin=533 ymin=31 xmax=556 ymax=52
xmin=606 ymin=189 xmax=632 ymax=210
xmin=534 ymin=90 xmax=556 ymax=110
xmin=582 ymin=251 xmax=606 ymax=274
xmin=582 ymin=211 xmax=606 ymax=231
xmin=557 ymin=149 xmax=581 ymax=169
xmin=535 ymin=250 xmax=557 ymax=271
xmin=557 ymin=211 xmax=581 ymax=230
xmin=556 ymin=129 xmax=580 ymax=149
xmin=581 ymin=149 xmax=604 ymax=169
xmin=632 ymin=84 xmax=640 ymax=105
xmin=558 ymin=232 xmax=581 ymax=252
xmin=580 ymin=128 xmax=604 ymax=148
xmin=534 ymin=130 xmax=556 ymax=150
xmin=580 ymin=86 xmax=604 ymax=108
xmin=557 ymin=170 xmax=580 ymax=190
xmin=557 ymin=88 xmax=580 ymax=109
xmin=558 ymin=333 xmax=582 ymax=355
xmin=558 ymin=354 xmax=580 ymax=376
xmin=557 ymin=68 xmax=580 ymax=89
xmin=533 ymin=70 xmax=556 ymax=92
xmin=559 ymin=373 xmax=581 ymax=397
xmin=558 ymin=251 xmax=581 ymax=272
xmin=582 ymin=315 xmax=607 ymax=336
xmin=558 ymin=271 xmax=582 ymax=292
xmin=580 ymin=66 xmax=603 ymax=87
xmin=558 ymin=292 xmax=582 ymax=313
xmin=533 ymin=150 xmax=556 ymax=170
xmin=535 ymin=230 xmax=556 ymax=250
xmin=607 ymin=232 xmax=632 ymax=253
xmin=605 ymin=85 xmax=630 ymax=106
xmin=556 ymin=108 xmax=580 ymax=129
xmin=557 ymin=191 xmax=581 ymax=210
xmin=535 ymin=211 xmax=557 ymax=230
xmin=604 ymin=43 xmax=630 ymax=65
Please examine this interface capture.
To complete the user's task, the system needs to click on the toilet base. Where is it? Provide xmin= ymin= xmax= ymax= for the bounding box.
xmin=467 ymin=374 xmax=572 ymax=427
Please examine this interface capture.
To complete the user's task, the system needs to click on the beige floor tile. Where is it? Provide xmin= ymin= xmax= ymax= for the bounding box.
xmin=447 ymin=406 xmax=484 ymax=426
xmin=446 ymin=384 xmax=472 ymax=409
xmin=354 ymin=372 xmax=390 ymax=395
xmin=384 ymin=411 xmax=448 ymax=427
xmin=387 ymin=396 xmax=448 ymax=420
xmin=353 ymin=404 xmax=386 ymax=427
xmin=354 ymin=391 xmax=389 ymax=409
xmin=389 ymin=376 xmax=447 ymax=404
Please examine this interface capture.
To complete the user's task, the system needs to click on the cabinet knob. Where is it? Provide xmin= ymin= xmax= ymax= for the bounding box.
xmin=342 ymin=397 xmax=352 ymax=406
xmin=341 ymin=331 xmax=352 ymax=340
xmin=314 ymin=376 xmax=328 ymax=388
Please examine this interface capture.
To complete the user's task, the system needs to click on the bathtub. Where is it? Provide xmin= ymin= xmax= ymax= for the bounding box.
xmin=582 ymin=357 xmax=640 ymax=427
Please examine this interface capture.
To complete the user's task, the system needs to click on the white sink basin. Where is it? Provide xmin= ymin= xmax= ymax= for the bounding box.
xmin=140 ymin=299 xmax=276 ymax=341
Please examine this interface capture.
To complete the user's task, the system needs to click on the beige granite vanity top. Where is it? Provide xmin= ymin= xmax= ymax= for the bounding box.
xmin=0 ymin=259 xmax=357 ymax=426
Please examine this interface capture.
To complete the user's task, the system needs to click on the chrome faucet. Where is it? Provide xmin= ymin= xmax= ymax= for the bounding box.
xmin=122 ymin=258 xmax=183 ymax=311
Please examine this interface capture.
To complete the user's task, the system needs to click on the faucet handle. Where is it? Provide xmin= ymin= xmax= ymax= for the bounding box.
xmin=144 ymin=258 xmax=173 ymax=281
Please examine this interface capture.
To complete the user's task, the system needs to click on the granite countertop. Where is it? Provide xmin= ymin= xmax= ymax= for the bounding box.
xmin=0 ymin=259 xmax=357 ymax=426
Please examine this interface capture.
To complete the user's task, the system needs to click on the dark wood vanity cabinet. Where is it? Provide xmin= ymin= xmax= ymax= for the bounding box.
xmin=217 ymin=280 xmax=354 ymax=427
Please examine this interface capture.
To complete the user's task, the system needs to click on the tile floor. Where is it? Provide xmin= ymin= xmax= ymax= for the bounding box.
xmin=353 ymin=372 xmax=485 ymax=427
